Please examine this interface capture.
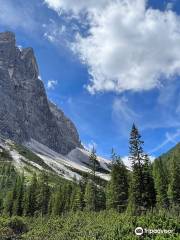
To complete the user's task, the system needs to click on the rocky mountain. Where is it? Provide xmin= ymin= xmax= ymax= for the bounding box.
xmin=0 ymin=31 xmax=81 ymax=155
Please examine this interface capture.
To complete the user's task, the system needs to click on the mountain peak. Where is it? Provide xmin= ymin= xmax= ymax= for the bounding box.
xmin=0 ymin=31 xmax=82 ymax=154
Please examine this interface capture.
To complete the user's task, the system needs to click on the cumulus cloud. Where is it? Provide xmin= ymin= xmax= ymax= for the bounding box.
xmin=47 ymin=80 xmax=58 ymax=89
xmin=45 ymin=0 xmax=180 ymax=94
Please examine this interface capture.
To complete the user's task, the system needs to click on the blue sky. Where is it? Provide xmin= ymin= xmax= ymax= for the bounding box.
xmin=0 ymin=0 xmax=180 ymax=160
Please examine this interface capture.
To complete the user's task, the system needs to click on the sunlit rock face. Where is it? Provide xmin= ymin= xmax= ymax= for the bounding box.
xmin=0 ymin=32 xmax=82 ymax=155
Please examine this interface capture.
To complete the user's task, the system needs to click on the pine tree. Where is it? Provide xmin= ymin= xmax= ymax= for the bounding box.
xmin=106 ymin=152 xmax=128 ymax=212
xmin=128 ymin=124 xmax=156 ymax=213
xmin=129 ymin=124 xmax=145 ymax=213
xmin=89 ymin=147 xmax=99 ymax=181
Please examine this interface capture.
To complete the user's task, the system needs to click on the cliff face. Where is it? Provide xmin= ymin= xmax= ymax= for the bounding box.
xmin=0 ymin=32 xmax=82 ymax=155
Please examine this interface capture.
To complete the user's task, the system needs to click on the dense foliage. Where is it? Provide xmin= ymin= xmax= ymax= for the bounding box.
xmin=0 ymin=211 xmax=179 ymax=240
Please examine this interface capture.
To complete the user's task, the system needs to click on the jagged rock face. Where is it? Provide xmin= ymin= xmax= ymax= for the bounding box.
xmin=0 ymin=32 xmax=82 ymax=154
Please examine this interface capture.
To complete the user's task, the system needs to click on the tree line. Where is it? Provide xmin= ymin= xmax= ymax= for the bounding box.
xmin=0 ymin=124 xmax=179 ymax=217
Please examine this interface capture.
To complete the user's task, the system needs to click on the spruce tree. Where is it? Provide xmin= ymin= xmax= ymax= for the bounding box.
xmin=106 ymin=152 xmax=128 ymax=212
xmin=89 ymin=147 xmax=99 ymax=181
xmin=128 ymin=124 xmax=156 ymax=213
xmin=129 ymin=124 xmax=145 ymax=213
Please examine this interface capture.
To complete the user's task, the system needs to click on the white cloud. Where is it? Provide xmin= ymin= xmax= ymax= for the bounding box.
xmin=45 ymin=0 xmax=180 ymax=94
xmin=112 ymin=96 xmax=139 ymax=136
xmin=150 ymin=129 xmax=180 ymax=153
xmin=43 ymin=19 xmax=66 ymax=43
xmin=47 ymin=80 xmax=58 ymax=89
xmin=44 ymin=0 xmax=110 ymax=14
xmin=112 ymin=97 xmax=139 ymax=124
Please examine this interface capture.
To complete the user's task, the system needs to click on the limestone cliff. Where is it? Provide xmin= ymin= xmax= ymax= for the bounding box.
xmin=0 ymin=32 xmax=82 ymax=154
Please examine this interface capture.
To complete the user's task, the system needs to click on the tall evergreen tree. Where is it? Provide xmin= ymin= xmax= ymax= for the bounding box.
xmin=89 ymin=147 xmax=99 ymax=181
xmin=128 ymin=124 xmax=156 ymax=213
xmin=129 ymin=124 xmax=145 ymax=213
xmin=106 ymin=152 xmax=128 ymax=212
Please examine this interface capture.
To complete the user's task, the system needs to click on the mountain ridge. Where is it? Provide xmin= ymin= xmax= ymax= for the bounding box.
xmin=0 ymin=31 xmax=81 ymax=155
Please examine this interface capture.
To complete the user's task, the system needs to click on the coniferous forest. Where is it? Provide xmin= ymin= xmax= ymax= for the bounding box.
xmin=0 ymin=125 xmax=180 ymax=239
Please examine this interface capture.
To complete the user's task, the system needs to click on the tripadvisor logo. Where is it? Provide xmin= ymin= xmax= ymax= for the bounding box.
xmin=135 ymin=227 xmax=174 ymax=236
xmin=135 ymin=227 xmax=144 ymax=236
